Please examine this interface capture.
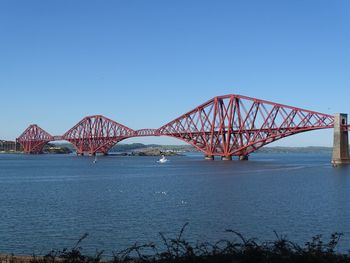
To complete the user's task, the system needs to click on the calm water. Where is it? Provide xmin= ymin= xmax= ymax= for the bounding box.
xmin=1 ymin=152 xmax=350 ymax=256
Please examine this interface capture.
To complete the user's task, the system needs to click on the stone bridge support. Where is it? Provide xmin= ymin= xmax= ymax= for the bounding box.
xmin=332 ymin=113 xmax=350 ymax=165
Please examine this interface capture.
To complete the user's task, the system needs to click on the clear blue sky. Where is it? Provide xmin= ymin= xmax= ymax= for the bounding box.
xmin=1 ymin=0 xmax=349 ymax=146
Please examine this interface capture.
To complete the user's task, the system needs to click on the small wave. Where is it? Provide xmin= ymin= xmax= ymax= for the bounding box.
xmin=251 ymin=165 xmax=307 ymax=173
xmin=155 ymin=191 xmax=167 ymax=195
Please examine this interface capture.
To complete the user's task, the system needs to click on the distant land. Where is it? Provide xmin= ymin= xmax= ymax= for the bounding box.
xmin=0 ymin=140 xmax=338 ymax=154
xmin=51 ymin=143 xmax=194 ymax=156
xmin=257 ymin=146 xmax=332 ymax=154
xmin=53 ymin=143 xmax=334 ymax=154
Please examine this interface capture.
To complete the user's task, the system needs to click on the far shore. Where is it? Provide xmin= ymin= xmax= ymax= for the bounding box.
xmin=0 ymin=144 xmax=340 ymax=156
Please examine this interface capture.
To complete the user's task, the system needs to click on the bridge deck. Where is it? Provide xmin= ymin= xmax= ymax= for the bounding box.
xmin=16 ymin=94 xmax=346 ymax=155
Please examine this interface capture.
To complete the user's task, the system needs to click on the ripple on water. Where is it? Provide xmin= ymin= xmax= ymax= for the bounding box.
xmin=1 ymin=153 xmax=350 ymax=255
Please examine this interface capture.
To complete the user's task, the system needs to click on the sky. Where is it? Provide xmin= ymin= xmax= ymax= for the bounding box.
xmin=1 ymin=0 xmax=349 ymax=146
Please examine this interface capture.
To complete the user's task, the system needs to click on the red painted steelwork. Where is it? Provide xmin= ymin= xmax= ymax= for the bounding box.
xmin=17 ymin=94 xmax=337 ymax=156
xmin=157 ymin=94 xmax=335 ymax=157
xmin=134 ymin=129 xmax=159 ymax=136
xmin=16 ymin=124 xmax=54 ymax=154
xmin=62 ymin=115 xmax=135 ymax=155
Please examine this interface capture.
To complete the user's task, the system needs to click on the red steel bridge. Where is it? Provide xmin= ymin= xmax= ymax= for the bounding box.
xmin=16 ymin=94 xmax=350 ymax=159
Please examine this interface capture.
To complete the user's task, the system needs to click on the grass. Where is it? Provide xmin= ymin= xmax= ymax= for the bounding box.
xmin=1 ymin=224 xmax=350 ymax=263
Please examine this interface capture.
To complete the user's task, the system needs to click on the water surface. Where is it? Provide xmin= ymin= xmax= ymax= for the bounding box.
xmin=1 ymin=152 xmax=350 ymax=255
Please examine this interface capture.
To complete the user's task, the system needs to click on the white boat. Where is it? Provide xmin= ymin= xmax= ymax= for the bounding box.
xmin=157 ymin=155 xmax=168 ymax=163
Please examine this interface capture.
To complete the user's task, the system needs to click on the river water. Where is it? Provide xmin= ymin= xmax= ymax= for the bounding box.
xmin=1 ymin=152 xmax=350 ymax=256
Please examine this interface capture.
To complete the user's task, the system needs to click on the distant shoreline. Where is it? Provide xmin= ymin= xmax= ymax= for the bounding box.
xmin=0 ymin=142 xmax=338 ymax=155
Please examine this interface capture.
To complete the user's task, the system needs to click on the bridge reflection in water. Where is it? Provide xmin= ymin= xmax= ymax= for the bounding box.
xmin=16 ymin=94 xmax=350 ymax=164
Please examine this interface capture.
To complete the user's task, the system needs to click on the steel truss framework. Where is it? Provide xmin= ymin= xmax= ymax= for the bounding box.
xmin=16 ymin=124 xmax=54 ymax=154
xmin=17 ymin=94 xmax=343 ymax=156
xmin=62 ymin=115 xmax=135 ymax=155
xmin=158 ymin=95 xmax=335 ymax=157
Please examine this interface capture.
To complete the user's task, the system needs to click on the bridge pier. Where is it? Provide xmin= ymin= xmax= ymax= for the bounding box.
xmin=239 ymin=155 xmax=249 ymax=161
xmin=221 ymin=156 xmax=232 ymax=161
xmin=204 ymin=155 xmax=214 ymax=160
xmin=332 ymin=113 xmax=350 ymax=165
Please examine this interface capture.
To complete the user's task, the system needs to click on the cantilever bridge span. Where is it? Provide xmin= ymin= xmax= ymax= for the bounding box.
xmin=16 ymin=94 xmax=349 ymax=161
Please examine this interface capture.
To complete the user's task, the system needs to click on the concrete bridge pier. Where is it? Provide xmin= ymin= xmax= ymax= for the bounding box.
xmin=204 ymin=155 xmax=214 ymax=160
xmin=332 ymin=113 xmax=350 ymax=165
xmin=239 ymin=155 xmax=249 ymax=161
xmin=221 ymin=156 xmax=232 ymax=161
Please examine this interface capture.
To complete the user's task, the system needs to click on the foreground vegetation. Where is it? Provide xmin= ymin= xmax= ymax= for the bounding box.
xmin=2 ymin=224 xmax=350 ymax=263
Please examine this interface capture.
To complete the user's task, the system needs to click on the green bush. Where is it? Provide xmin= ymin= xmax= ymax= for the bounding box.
xmin=1 ymin=225 xmax=349 ymax=263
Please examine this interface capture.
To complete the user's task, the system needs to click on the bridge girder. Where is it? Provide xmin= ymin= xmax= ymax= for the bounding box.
xmin=16 ymin=124 xmax=54 ymax=154
xmin=157 ymin=95 xmax=335 ymax=157
xmin=62 ymin=115 xmax=134 ymax=155
xmin=17 ymin=94 xmax=337 ymax=156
